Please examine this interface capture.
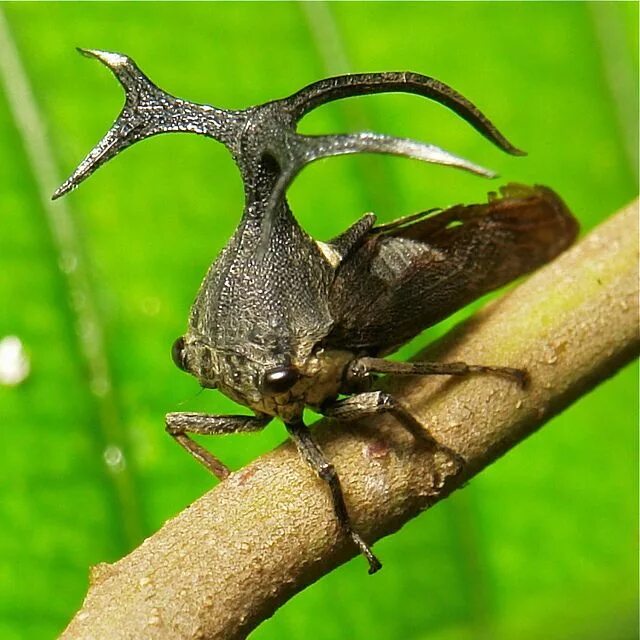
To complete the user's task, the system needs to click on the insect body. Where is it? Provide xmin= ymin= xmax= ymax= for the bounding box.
xmin=54 ymin=49 xmax=578 ymax=573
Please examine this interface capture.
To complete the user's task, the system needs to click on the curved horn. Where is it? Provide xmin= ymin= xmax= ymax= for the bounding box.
xmin=283 ymin=72 xmax=525 ymax=157
xmin=266 ymin=131 xmax=496 ymax=219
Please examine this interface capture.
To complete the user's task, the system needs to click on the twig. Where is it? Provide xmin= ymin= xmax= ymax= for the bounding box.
xmin=61 ymin=200 xmax=639 ymax=640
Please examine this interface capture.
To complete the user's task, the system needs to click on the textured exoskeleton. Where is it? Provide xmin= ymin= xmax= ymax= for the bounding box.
xmin=54 ymin=49 xmax=578 ymax=573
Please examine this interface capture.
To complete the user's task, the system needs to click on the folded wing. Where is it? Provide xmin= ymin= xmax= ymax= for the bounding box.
xmin=326 ymin=184 xmax=579 ymax=354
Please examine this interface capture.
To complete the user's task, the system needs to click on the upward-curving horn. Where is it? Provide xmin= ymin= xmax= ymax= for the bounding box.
xmin=282 ymin=71 xmax=525 ymax=157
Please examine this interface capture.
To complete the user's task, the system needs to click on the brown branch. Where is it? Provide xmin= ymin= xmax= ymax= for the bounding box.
xmin=61 ymin=200 xmax=639 ymax=640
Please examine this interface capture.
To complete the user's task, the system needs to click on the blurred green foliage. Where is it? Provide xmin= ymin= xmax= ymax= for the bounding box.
xmin=0 ymin=2 xmax=637 ymax=639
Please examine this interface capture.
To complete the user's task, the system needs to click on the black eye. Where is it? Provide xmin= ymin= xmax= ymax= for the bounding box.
xmin=171 ymin=336 xmax=188 ymax=372
xmin=262 ymin=366 xmax=300 ymax=394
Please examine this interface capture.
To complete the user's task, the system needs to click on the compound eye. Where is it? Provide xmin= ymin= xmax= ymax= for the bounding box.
xmin=262 ymin=366 xmax=300 ymax=394
xmin=171 ymin=336 xmax=188 ymax=372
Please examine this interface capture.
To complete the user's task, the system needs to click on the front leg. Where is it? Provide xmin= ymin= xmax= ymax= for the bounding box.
xmin=165 ymin=412 xmax=271 ymax=480
xmin=285 ymin=421 xmax=382 ymax=574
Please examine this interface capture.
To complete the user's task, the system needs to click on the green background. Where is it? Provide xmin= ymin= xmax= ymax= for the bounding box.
xmin=0 ymin=2 xmax=637 ymax=639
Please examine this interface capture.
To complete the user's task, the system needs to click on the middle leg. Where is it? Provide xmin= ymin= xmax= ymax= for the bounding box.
xmin=322 ymin=391 xmax=464 ymax=467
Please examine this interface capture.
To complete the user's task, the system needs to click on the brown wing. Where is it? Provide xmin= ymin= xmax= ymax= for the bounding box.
xmin=326 ymin=184 xmax=579 ymax=354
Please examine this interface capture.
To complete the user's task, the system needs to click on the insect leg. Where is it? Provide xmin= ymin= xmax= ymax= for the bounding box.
xmin=165 ymin=413 xmax=271 ymax=481
xmin=322 ymin=391 xmax=464 ymax=468
xmin=285 ymin=421 xmax=382 ymax=574
xmin=347 ymin=357 xmax=528 ymax=389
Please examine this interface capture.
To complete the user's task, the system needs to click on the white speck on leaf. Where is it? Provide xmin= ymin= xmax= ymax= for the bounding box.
xmin=0 ymin=336 xmax=30 ymax=386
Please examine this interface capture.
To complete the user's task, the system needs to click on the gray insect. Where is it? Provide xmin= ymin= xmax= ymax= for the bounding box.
xmin=53 ymin=49 xmax=578 ymax=573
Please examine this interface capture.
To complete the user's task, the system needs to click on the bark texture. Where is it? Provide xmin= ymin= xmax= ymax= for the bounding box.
xmin=61 ymin=200 xmax=639 ymax=640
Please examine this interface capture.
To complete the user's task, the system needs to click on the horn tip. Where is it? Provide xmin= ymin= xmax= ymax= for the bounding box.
xmin=51 ymin=183 xmax=71 ymax=200
xmin=76 ymin=47 xmax=129 ymax=69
